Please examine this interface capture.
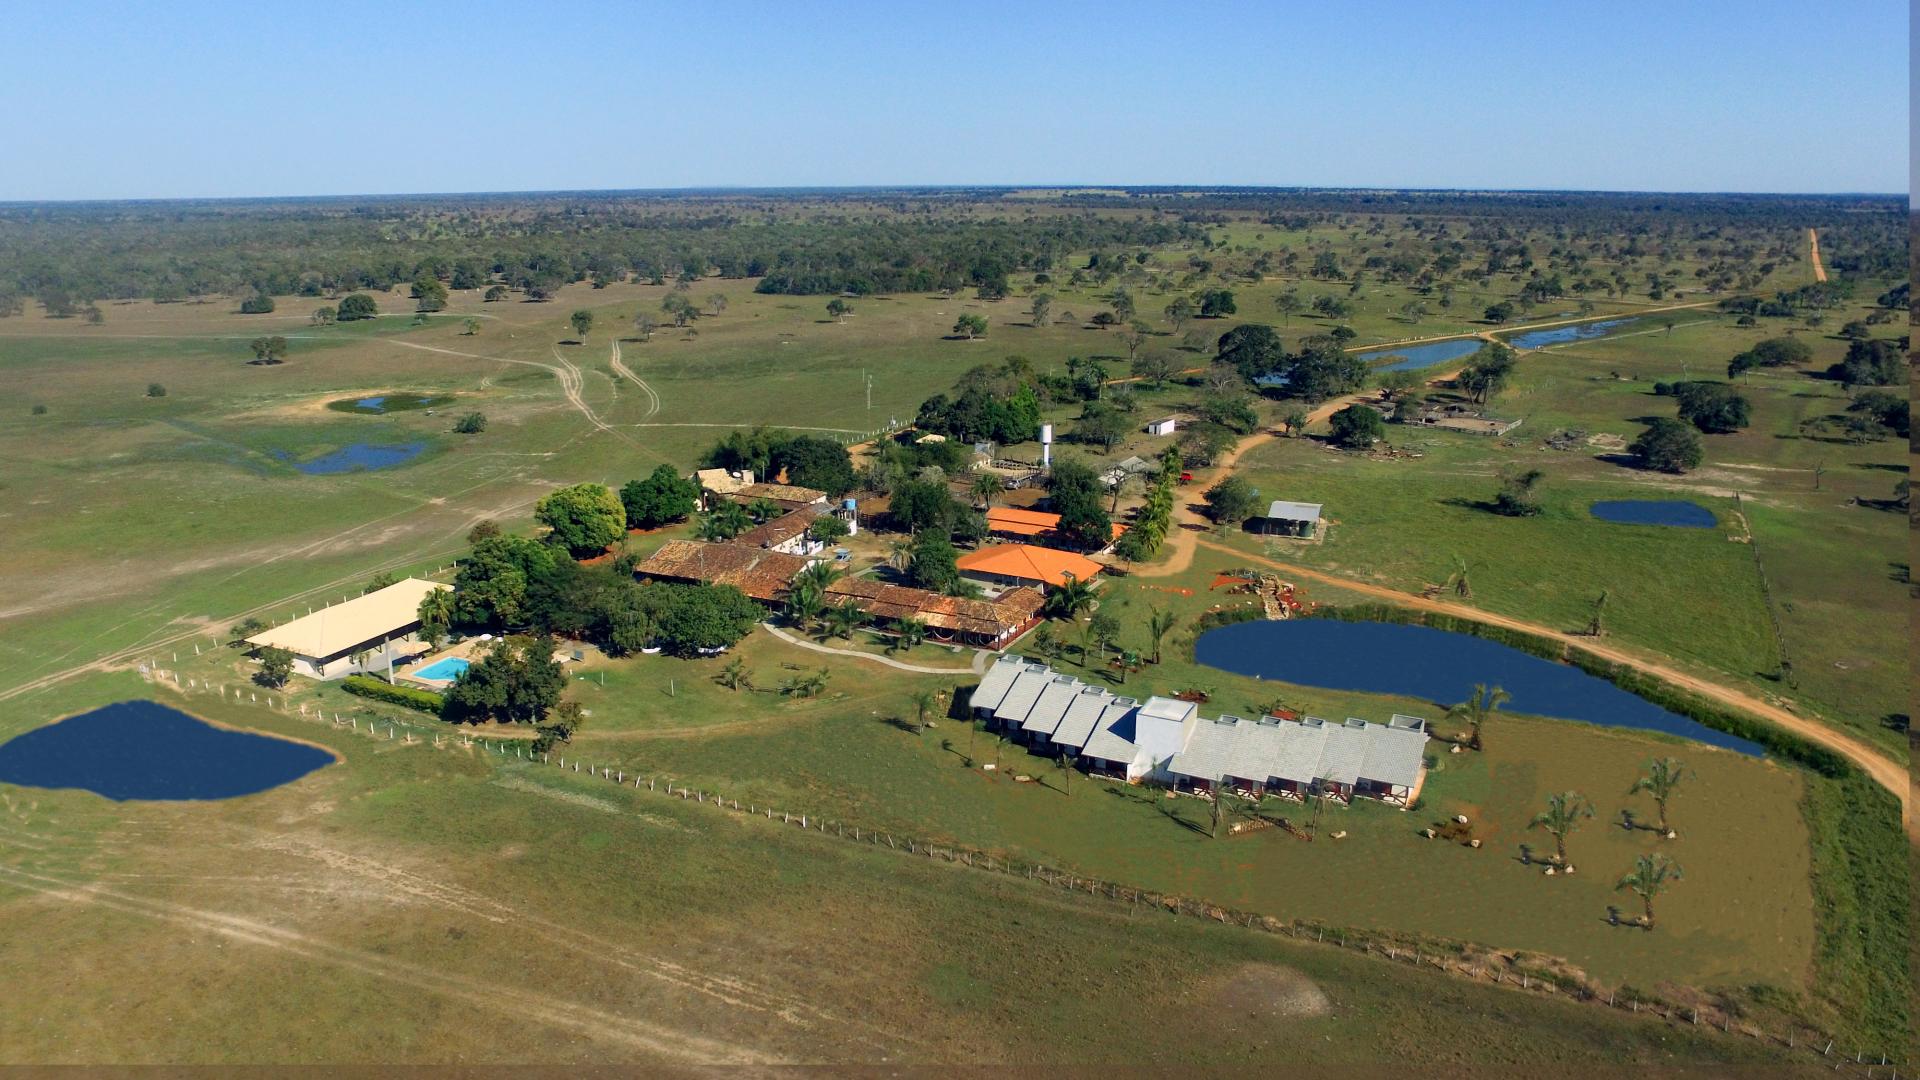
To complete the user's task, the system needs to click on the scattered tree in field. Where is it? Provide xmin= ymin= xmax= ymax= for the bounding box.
xmin=248 ymin=335 xmax=289 ymax=364
xmin=1615 ymin=853 xmax=1682 ymax=930
xmin=1491 ymin=466 xmax=1544 ymax=516
xmin=1146 ymin=607 xmax=1177 ymax=664
xmin=825 ymin=297 xmax=852 ymax=322
xmin=146 ymin=382 xmax=167 ymax=398
xmin=534 ymin=483 xmax=626 ymax=557
xmin=1029 ymin=293 xmax=1052 ymax=326
xmin=255 ymin=646 xmax=294 ymax=687
xmin=1444 ymin=554 xmax=1472 ymax=598
xmin=1203 ymin=474 xmax=1260 ymax=532
xmin=450 ymin=411 xmax=486 ymax=434
xmin=1198 ymin=288 xmax=1237 ymax=317
xmin=484 ymin=285 xmax=510 ymax=302
xmin=706 ymin=294 xmax=728 ymax=316
xmin=1529 ymin=790 xmax=1595 ymax=868
xmin=1327 ymin=404 xmax=1385 ymax=449
xmin=1446 ymin=683 xmax=1508 ymax=750
xmin=462 ymin=318 xmax=481 ymax=336
xmin=1629 ymin=417 xmax=1703 ymax=474
xmin=1628 ymin=757 xmax=1692 ymax=836
xmin=1585 ymin=589 xmax=1610 ymax=637
xmin=1672 ymin=381 xmax=1750 ymax=433
xmin=1827 ymin=338 xmax=1903 ymax=387
xmin=662 ymin=293 xmax=699 ymax=327
xmin=239 ymin=293 xmax=276 ymax=314
xmin=1457 ymin=342 xmax=1517 ymax=404
xmin=632 ymin=312 xmax=658 ymax=340
xmin=1483 ymin=301 xmax=1515 ymax=323
xmin=907 ymin=688 xmax=938 ymax=734
xmin=1162 ymin=295 xmax=1194 ymax=331
xmin=311 ymin=306 xmax=336 ymax=325
xmin=952 ymin=313 xmax=988 ymax=339
xmin=1216 ymin=323 xmax=1286 ymax=382
xmin=335 ymin=293 xmax=378 ymax=321
xmin=1280 ymin=406 xmax=1308 ymax=437
xmin=716 ymin=657 xmax=749 ymax=691
xmin=568 ymin=309 xmax=593 ymax=340
xmin=413 ymin=277 xmax=448 ymax=312
xmin=1273 ymin=291 xmax=1303 ymax=326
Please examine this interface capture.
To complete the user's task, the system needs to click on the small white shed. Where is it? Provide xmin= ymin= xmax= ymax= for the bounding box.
xmin=1145 ymin=417 xmax=1178 ymax=436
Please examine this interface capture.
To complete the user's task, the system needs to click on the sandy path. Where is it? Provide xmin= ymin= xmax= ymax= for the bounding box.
xmin=1807 ymin=229 xmax=1827 ymax=283
xmin=607 ymin=340 xmax=662 ymax=419
xmin=760 ymin=622 xmax=975 ymax=675
xmin=1196 ymin=539 xmax=1911 ymax=825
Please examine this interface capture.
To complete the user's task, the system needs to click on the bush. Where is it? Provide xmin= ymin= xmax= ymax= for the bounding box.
xmin=146 ymin=382 xmax=167 ymax=398
xmin=335 ymin=293 xmax=378 ymax=321
xmin=239 ymin=293 xmax=276 ymax=314
xmin=453 ymin=412 xmax=487 ymax=434
xmin=342 ymin=674 xmax=446 ymax=714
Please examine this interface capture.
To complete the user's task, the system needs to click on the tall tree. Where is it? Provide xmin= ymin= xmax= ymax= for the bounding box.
xmin=535 ymin=483 xmax=625 ymax=557
xmin=569 ymin=309 xmax=594 ymax=340
xmin=1615 ymin=853 xmax=1683 ymax=930
xmin=1446 ymin=683 xmax=1508 ymax=750
xmin=1628 ymin=758 xmax=1692 ymax=836
xmin=1529 ymin=790 xmax=1595 ymax=868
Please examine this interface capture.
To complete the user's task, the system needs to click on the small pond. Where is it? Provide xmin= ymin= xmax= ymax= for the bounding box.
xmin=1502 ymin=318 xmax=1639 ymax=350
xmin=0 ymin=700 xmax=335 ymax=801
xmin=1356 ymin=337 xmax=1488 ymax=372
xmin=1590 ymin=500 xmax=1716 ymax=528
xmin=1195 ymin=620 xmax=1762 ymax=756
xmin=275 ymin=442 xmax=426 ymax=474
xmin=326 ymin=393 xmax=450 ymax=415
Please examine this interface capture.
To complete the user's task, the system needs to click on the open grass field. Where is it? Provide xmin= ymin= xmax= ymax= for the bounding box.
xmin=0 ymin=671 xmax=1819 ymax=1068
xmin=0 ymin=200 xmax=1906 ymax=1065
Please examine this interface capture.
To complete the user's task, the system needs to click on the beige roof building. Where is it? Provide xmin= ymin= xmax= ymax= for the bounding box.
xmin=246 ymin=578 xmax=449 ymax=679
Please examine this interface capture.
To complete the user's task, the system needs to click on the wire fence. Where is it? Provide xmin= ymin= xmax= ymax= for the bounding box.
xmin=141 ymin=666 xmax=1906 ymax=1077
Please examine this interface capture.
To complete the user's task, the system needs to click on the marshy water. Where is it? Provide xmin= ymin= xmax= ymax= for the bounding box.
xmin=1194 ymin=619 xmax=1762 ymax=755
xmin=0 ymin=700 xmax=335 ymax=800
xmin=275 ymin=441 xmax=426 ymax=474
xmin=1590 ymin=500 xmax=1717 ymax=528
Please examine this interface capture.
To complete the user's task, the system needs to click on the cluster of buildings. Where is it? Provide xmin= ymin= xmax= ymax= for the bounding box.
xmin=971 ymin=656 xmax=1429 ymax=804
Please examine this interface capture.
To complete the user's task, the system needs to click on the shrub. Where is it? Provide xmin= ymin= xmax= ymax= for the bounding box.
xmin=342 ymin=674 xmax=446 ymax=714
xmin=239 ymin=293 xmax=276 ymax=314
xmin=336 ymin=293 xmax=378 ymax=321
xmin=453 ymin=412 xmax=487 ymax=434
xmin=145 ymin=382 xmax=167 ymax=398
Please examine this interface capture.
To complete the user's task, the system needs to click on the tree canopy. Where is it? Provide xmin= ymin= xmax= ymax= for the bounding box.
xmin=619 ymin=464 xmax=700 ymax=529
xmin=534 ymin=483 xmax=626 ymax=557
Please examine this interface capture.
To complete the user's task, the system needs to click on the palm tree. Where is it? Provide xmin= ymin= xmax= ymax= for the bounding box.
xmin=1444 ymin=554 xmax=1472 ymax=599
xmin=696 ymin=502 xmax=751 ymax=541
xmin=969 ymin=472 xmax=1002 ymax=509
xmin=1529 ymin=790 xmax=1595 ymax=868
xmin=715 ymin=657 xmax=748 ymax=691
xmin=892 ymin=617 xmax=928 ymax=652
xmin=825 ymin=600 xmax=865 ymax=640
xmin=745 ymin=497 xmax=783 ymax=523
xmin=1146 ymin=607 xmax=1177 ymax=664
xmin=1616 ymin=853 xmax=1682 ymax=929
xmin=907 ymin=689 xmax=937 ymax=734
xmin=887 ymin=538 xmax=914 ymax=574
xmin=1446 ymin=683 xmax=1509 ymax=750
xmin=1629 ymin=758 xmax=1692 ymax=836
xmin=786 ymin=581 xmax=826 ymax=635
xmin=1044 ymin=572 xmax=1097 ymax=620
xmin=1055 ymin=750 xmax=1078 ymax=795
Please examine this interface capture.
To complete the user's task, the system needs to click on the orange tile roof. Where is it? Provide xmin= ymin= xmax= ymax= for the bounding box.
xmin=986 ymin=506 xmax=1127 ymax=541
xmin=954 ymin=544 xmax=1103 ymax=589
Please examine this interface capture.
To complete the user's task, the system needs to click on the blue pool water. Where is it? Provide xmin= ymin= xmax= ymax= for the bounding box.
xmin=1195 ymin=620 xmax=1762 ymax=756
xmin=413 ymin=656 xmax=471 ymax=681
xmin=0 ymin=700 xmax=335 ymax=801
xmin=276 ymin=442 xmax=426 ymax=474
xmin=1590 ymin=500 xmax=1716 ymax=528
xmin=1503 ymin=318 xmax=1638 ymax=350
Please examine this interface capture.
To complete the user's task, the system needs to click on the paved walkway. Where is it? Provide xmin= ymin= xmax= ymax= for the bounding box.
xmin=759 ymin=622 xmax=977 ymax=675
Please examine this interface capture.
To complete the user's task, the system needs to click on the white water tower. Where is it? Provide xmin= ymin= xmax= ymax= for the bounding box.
xmin=1039 ymin=423 xmax=1053 ymax=469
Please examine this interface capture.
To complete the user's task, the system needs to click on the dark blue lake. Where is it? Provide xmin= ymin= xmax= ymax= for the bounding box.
xmin=0 ymin=700 xmax=335 ymax=801
xmin=1591 ymin=500 xmax=1716 ymax=528
xmin=1503 ymin=318 xmax=1638 ymax=350
xmin=1195 ymin=620 xmax=1763 ymax=756
xmin=276 ymin=442 xmax=426 ymax=474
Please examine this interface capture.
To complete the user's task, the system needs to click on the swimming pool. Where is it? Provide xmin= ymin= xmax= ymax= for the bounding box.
xmin=413 ymin=656 xmax=471 ymax=681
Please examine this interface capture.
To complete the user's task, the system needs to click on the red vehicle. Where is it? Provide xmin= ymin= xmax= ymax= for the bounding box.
xmin=1178 ymin=471 xmax=1195 ymax=484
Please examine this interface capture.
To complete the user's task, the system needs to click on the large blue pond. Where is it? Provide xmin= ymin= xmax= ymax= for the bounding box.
xmin=1591 ymin=500 xmax=1716 ymax=528
xmin=1195 ymin=620 xmax=1763 ymax=756
xmin=1503 ymin=318 xmax=1639 ymax=350
xmin=275 ymin=442 xmax=426 ymax=475
xmin=1356 ymin=338 xmax=1488 ymax=372
xmin=0 ymin=700 xmax=335 ymax=800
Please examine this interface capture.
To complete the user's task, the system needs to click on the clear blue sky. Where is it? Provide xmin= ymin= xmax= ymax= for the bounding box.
xmin=0 ymin=0 xmax=1906 ymax=200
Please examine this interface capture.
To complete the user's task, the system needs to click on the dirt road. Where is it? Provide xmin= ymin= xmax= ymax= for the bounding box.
xmin=1198 ymin=539 xmax=1911 ymax=826
xmin=1807 ymin=228 xmax=1827 ymax=283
